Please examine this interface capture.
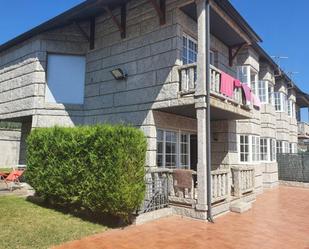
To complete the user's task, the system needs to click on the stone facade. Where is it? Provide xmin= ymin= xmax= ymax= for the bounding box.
xmin=0 ymin=0 xmax=306 ymax=219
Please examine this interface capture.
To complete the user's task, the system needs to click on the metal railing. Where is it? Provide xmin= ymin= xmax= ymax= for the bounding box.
xmin=178 ymin=63 xmax=245 ymax=106
xmin=231 ymin=166 xmax=255 ymax=198
xmin=140 ymin=169 xmax=170 ymax=214
xmin=277 ymin=153 xmax=309 ymax=183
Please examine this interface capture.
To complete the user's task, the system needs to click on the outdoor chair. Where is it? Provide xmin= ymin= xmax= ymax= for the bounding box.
xmin=0 ymin=169 xmax=24 ymax=191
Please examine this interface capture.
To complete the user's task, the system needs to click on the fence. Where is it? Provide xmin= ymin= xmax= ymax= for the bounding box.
xmin=139 ymin=170 xmax=169 ymax=214
xmin=277 ymin=153 xmax=309 ymax=183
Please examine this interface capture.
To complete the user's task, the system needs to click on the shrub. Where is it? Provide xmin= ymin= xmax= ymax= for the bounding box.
xmin=25 ymin=125 xmax=147 ymax=221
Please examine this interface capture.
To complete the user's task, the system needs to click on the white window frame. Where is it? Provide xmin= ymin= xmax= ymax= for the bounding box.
xmin=156 ymin=129 xmax=192 ymax=169
xmin=182 ymin=33 xmax=197 ymax=65
xmin=260 ymin=138 xmax=269 ymax=162
xmin=258 ymin=80 xmax=268 ymax=103
xmin=238 ymin=134 xmax=261 ymax=164
xmin=251 ymin=135 xmax=260 ymax=162
xmin=276 ymin=140 xmax=283 ymax=154
xmin=274 ymin=92 xmax=287 ymax=112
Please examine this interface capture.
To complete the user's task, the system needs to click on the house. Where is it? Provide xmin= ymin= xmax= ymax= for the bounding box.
xmin=0 ymin=0 xmax=308 ymax=220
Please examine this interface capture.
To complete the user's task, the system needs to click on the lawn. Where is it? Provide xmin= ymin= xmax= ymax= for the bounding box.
xmin=0 ymin=196 xmax=107 ymax=249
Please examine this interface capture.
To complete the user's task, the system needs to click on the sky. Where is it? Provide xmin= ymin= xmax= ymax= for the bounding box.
xmin=0 ymin=0 xmax=308 ymax=120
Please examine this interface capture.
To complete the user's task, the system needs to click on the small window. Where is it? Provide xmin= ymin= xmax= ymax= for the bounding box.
xmin=276 ymin=141 xmax=283 ymax=154
xmin=46 ymin=54 xmax=86 ymax=104
xmin=260 ymin=138 xmax=269 ymax=161
xmin=252 ymin=136 xmax=260 ymax=162
xmin=239 ymin=135 xmax=249 ymax=162
xmin=182 ymin=34 xmax=197 ymax=65
xmin=258 ymin=81 xmax=268 ymax=103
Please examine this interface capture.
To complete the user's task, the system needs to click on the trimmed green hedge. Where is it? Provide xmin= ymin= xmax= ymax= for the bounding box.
xmin=25 ymin=125 xmax=147 ymax=221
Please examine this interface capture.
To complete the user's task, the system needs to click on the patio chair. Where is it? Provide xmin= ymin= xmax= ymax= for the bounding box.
xmin=0 ymin=169 xmax=24 ymax=191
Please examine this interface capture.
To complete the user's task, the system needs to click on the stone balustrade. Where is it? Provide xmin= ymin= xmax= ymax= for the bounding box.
xmin=177 ymin=63 xmax=245 ymax=106
xmin=231 ymin=166 xmax=255 ymax=198
xmin=211 ymin=169 xmax=230 ymax=203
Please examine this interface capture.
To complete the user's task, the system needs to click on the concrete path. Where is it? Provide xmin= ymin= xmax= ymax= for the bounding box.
xmin=54 ymin=186 xmax=309 ymax=249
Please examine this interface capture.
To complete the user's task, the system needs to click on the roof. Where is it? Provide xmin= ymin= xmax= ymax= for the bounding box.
xmin=0 ymin=0 xmax=261 ymax=53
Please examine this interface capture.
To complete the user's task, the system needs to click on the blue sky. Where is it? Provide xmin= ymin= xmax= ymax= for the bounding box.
xmin=0 ymin=0 xmax=308 ymax=120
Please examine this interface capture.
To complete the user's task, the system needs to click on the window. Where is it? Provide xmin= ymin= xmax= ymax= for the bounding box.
xmin=258 ymin=81 xmax=268 ymax=103
xmin=237 ymin=66 xmax=258 ymax=93
xmin=165 ymin=131 xmax=178 ymax=168
xmin=239 ymin=135 xmax=250 ymax=162
xmin=268 ymin=85 xmax=274 ymax=105
xmin=284 ymin=141 xmax=289 ymax=154
xmin=276 ymin=141 xmax=283 ymax=154
xmin=288 ymin=100 xmax=296 ymax=118
xmin=157 ymin=129 xmax=191 ymax=169
xmin=260 ymin=138 xmax=269 ymax=161
xmin=180 ymin=133 xmax=190 ymax=169
xmin=270 ymin=139 xmax=276 ymax=161
xmin=182 ymin=34 xmax=197 ymax=65
xmin=252 ymin=136 xmax=260 ymax=162
xmin=46 ymin=54 xmax=86 ymax=104
xmin=274 ymin=92 xmax=287 ymax=112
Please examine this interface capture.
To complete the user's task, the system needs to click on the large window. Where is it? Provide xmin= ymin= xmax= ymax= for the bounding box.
xmin=46 ymin=54 xmax=86 ymax=104
xmin=157 ymin=129 xmax=191 ymax=169
xmin=182 ymin=34 xmax=197 ymax=65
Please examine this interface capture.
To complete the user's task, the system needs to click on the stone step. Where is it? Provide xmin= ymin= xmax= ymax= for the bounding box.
xmin=230 ymin=201 xmax=252 ymax=213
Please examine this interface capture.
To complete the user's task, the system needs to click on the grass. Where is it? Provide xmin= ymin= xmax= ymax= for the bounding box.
xmin=0 ymin=196 xmax=107 ymax=249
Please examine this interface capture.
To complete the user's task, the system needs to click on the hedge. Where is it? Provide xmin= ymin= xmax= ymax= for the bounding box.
xmin=25 ymin=125 xmax=147 ymax=221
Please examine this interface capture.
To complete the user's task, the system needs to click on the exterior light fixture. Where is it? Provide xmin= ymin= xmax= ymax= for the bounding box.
xmin=110 ymin=68 xmax=127 ymax=80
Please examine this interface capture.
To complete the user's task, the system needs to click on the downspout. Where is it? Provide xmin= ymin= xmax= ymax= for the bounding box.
xmin=205 ymin=0 xmax=214 ymax=223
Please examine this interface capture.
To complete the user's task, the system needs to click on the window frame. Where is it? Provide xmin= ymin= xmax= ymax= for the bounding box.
xmin=182 ymin=33 xmax=198 ymax=65
xmin=156 ymin=129 xmax=192 ymax=169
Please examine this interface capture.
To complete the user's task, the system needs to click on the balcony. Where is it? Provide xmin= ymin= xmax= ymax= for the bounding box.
xmin=298 ymin=122 xmax=309 ymax=138
xmin=174 ymin=63 xmax=253 ymax=120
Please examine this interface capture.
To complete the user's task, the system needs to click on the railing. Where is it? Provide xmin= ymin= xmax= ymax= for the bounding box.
xmin=298 ymin=122 xmax=309 ymax=136
xmin=211 ymin=169 xmax=230 ymax=203
xmin=231 ymin=166 xmax=255 ymax=198
xmin=178 ymin=63 xmax=245 ymax=106
xmin=140 ymin=169 xmax=170 ymax=213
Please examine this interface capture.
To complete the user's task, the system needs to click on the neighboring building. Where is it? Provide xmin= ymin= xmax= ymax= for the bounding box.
xmin=0 ymin=0 xmax=308 ymax=219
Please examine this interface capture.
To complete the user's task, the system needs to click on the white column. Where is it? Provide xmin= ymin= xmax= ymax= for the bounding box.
xmin=195 ymin=0 xmax=208 ymax=211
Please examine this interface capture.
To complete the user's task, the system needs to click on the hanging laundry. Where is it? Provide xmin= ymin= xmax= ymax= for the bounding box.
xmin=252 ymin=93 xmax=261 ymax=108
xmin=234 ymin=79 xmax=242 ymax=88
xmin=220 ymin=71 xmax=234 ymax=97
xmin=241 ymin=83 xmax=252 ymax=103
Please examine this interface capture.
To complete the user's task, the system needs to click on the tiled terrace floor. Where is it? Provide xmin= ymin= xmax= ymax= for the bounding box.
xmin=54 ymin=186 xmax=309 ymax=249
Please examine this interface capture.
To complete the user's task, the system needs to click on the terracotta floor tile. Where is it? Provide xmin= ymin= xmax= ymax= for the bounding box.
xmin=53 ymin=186 xmax=309 ymax=249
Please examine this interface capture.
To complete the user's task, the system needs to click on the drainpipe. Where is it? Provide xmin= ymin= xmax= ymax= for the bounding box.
xmin=205 ymin=0 xmax=214 ymax=223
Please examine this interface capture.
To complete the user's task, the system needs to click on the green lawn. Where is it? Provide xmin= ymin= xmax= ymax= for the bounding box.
xmin=0 ymin=196 xmax=107 ymax=249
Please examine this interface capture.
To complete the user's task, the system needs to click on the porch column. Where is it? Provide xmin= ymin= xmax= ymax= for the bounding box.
xmin=195 ymin=0 xmax=208 ymax=211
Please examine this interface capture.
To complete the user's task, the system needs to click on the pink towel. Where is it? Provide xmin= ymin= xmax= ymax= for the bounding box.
xmin=252 ymin=94 xmax=261 ymax=108
xmin=241 ymin=83 xmax=252 ymax=103
xmin=220 ymin=72 xmax=234 ymax=97
xmin=234 ymin=79 xmax=242 ymax=88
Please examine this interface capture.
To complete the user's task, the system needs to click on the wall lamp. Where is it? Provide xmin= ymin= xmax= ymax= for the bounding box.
xmin=110 ymin=68 xmax=128 ymax=80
